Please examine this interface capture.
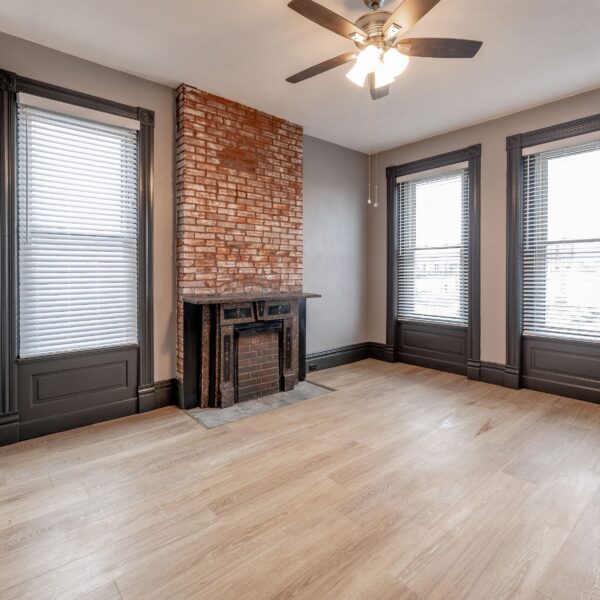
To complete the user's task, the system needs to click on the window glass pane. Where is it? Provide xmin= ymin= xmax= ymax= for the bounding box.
xmin=522 ymin=140 xmax=600 ymax=341
xmin=397 ymin=169 xmax=469 ymax=325
xmin=545 ymin=243 xmax=600 ymax=337
xmin=415 ymin=176 xmax=462 ymax=248
xmin=17 ymin=105 xmax=139 ymax=358
xmin=413 ymin=247 xmax=462 ymax=320
xmin=547 ymin=149 xmax=600 ymax=241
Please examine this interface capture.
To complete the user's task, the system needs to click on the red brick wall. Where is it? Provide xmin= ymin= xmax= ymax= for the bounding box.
xmin=237 ymin=331 xmax=281 ymax=402
xmin=176 ymin=84 xmax=303 ymax=376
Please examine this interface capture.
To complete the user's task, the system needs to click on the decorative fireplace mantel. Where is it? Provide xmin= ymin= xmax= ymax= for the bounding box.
xmin=182 ymin=292 xmax=319 ymax=410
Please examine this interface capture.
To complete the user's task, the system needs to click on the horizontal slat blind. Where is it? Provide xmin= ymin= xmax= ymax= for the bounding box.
xmin=523 ymin=139 xmax=600 ymax=341
xmin=397 ymin=167 xmax=469 ymax=325
xmin=17 ymin=103 xmax=139 ymax=358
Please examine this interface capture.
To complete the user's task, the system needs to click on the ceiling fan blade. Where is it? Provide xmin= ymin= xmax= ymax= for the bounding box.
xmin=369 ymin=74 xmax=389 ymax=101
xmin=397 ymin=38 xmax=483 ymax=58
xmin=383 ymin=0 xmax=442 ymax=38
xmin=288 ymin=0 xmax=367 ymax=42
xmin=286 ymin=52 xmax=357 ymax=84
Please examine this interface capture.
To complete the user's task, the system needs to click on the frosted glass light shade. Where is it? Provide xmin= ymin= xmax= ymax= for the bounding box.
xmin=356 ymin=45 xmax=382 ymax=73
xmin=374 ymin=62 xmax=395 ymax=88
xmin=346 ymin=63 xmax=368 ymax=87
xmin=383 ymin=48 xmax=409 ymax=77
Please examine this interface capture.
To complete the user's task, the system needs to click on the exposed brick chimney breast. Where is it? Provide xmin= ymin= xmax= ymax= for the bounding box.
xmin=176 ymin=85 xmax=303 ymax=377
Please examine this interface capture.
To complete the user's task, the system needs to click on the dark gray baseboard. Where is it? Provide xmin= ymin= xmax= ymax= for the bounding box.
xmin=522 ymin=336 xmax=600 ymax=403
xmin=306 ymin=342 xmax=395 ymax=373
xmin=368 ymin=342 xmax=395 ymax=363
xmin=139 ymin=379 xmax=178 ymax=413
xmin=479 ymin=361 xmax=507 ymax=386
xmin=465 ymin=361 xmax=520 ymax=389
xmin=306 ymin=343 xmax=371 ymax=372
xmin=523 ymin=376 xmax=600 ymax=404
xmin=0 ymin=377 xmax=180 ymax=447
xmin=397 ymin=352 xmax=467 ymax=376
xmin=18 ymin=397 xmax=139 ymax=441
xmin=0 ymin=415 xmax=19 ymax=446
xmin=306 ymin=343 xmax=600 ymax=407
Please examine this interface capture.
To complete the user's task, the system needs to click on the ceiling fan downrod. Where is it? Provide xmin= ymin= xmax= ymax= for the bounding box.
xmin=363 ymin=0 xmax=386 ymax=10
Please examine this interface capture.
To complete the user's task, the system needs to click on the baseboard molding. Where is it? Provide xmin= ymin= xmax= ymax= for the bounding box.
xmin=503 ymin=366 xmax=522 ymax=390
xmin=479 ymin=361 xmax=507 ymax=386
xmin=368 ymin=342 xmax=395 ymax=363
xmin=306 ymin=343 xmax=371 ymax=372
xmin=397 ymin=352 xmax=467 ymax=376
xmin=0 ymin=414 xmax=19 ymax=446
xmin=523 ymin=376 xmax=600 ymax=404
xmin=18 ymin=397 xmax=139 ymax=441
xmin=305 ymin=342 xmax=396 ymax=373
xmin=138 ymin=379 xmax=178 ymax=413
xmin=1 ymin=377 xmax=180 ymax=447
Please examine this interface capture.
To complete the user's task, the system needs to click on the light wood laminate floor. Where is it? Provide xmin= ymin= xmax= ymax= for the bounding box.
xmin=2 ymin=359 xmax=600 ymax=599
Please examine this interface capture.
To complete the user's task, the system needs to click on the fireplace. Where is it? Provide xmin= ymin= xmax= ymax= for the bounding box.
xmin=182 ymin=292 xmax=319 ymax=409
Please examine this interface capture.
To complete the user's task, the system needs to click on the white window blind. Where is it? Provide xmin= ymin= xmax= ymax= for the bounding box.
xmin=523 ymin=139 xmax=600 ymax=341
xmin=397 ymin=167 xmax=469 ymax=325
xmin=17 ymin=102 xmax=139 ymax=358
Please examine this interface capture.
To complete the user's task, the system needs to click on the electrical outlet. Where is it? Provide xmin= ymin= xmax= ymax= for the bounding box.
xmin=309 ymin=364 xmax=317 ymax=372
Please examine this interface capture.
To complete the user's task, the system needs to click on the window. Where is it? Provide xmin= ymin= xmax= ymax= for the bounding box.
xmin=397 ymin=165 xmax=469 ymax=325
xmin=523 ymin=139 xmax=600 ymax=341
xmin=17 ymin=100 xmax=139 ymax=358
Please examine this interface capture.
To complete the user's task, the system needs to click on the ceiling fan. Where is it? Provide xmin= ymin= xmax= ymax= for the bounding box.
xmin=285 ymin=0 xmax=482 ymax=100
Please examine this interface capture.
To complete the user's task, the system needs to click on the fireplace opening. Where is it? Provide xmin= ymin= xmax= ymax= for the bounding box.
xmin=235 ymin=321 xmax=283 ymax=403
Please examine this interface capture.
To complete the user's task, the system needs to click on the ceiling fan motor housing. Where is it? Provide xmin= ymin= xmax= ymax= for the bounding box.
xmin=355 ymin=11 xmax=391 ymax=49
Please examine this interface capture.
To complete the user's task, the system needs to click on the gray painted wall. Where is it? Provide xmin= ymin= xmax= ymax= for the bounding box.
xmin=368 ymin=86 xmax=600 ymax=364
xmin=0 ymin=31 xmax=176 ymax=381
xmin=303 ymin=135 xmax=369 ymax=354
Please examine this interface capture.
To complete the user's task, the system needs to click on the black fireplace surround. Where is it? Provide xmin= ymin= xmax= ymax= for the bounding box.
xmin=182 ymin=291 xmax=319 ymax=409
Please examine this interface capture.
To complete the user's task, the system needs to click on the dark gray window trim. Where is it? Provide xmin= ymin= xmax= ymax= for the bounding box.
xmin=506 ymin=112 xmax=600 ymax=391
xmin=386 ymin=144 xmax=481 ymax=379
xmin=0 ymin=71 xmax=17 ymax=443
xmin=0 ymin=69 xmax=155 ymax=443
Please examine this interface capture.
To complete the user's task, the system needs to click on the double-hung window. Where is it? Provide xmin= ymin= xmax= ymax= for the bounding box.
xmin=522 ymin=139 xmax=600 ymax=341
xmin=17 ymin=95 xmax=140 ymax=358
xmin=396 ymin=164 xmax=469 ymax=325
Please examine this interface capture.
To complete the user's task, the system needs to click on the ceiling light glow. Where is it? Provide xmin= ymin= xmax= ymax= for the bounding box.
xmin=356 ymin=45 xmax=382 ymax=74
xmin=374 ymin=61 xmax=395 ymax=88
xmin=346 ymin=63 xmax=368 ymax=87
xmin=346 ymin=45 xmax=409 ymax=90
xmin=383 ymin=48 xmax=409 ymax=77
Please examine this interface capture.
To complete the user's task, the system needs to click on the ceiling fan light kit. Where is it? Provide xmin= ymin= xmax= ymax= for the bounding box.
xmin=286 ymin=0 xmax=483 ymax=100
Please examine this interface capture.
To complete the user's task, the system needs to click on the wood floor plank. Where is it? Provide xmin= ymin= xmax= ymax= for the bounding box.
xmin=533 ymin=487 xmax=600 ymax=600
xmin=74 ymin=581 xmax=121 ymax=600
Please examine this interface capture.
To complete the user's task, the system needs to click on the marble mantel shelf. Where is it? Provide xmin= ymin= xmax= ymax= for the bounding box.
xmin=183 ymin=291 xmax=321 ymax=305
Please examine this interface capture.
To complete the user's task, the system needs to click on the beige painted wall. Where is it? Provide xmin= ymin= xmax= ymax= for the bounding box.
xmin=0 ymin=32 xmax=176 ymax=380
xmin=304 ymin=135 xmax=369 ymax=353
xmin=368 ymin=86 xmax=600 ymax=364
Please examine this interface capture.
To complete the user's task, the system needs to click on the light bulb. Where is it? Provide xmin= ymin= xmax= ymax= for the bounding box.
xmin=383 ymin=48 xmax=409 ymax=77
xmin=356 ymin=45 xmax=382 ymax=74
xmin=374 ymin=61 xmax=395 ymax=88
xmin=346 ymin=63 xmax=368 ymax=87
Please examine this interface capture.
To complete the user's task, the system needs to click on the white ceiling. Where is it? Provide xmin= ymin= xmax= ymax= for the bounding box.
xmin=1 ymin=0 xmax=600 ymax=153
